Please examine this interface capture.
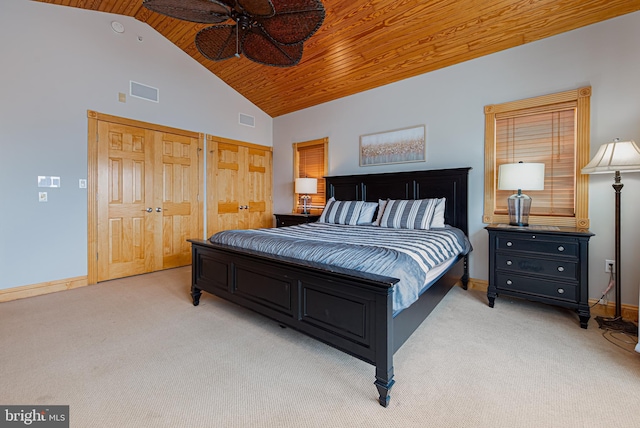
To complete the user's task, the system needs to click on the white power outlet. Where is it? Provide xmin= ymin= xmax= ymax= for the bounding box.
xmin=605 ymin=259 xmax=615 ymax=273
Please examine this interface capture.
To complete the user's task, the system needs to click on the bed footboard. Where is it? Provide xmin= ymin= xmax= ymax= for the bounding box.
xmin=189 ymin=239 xmax=399 ymax=406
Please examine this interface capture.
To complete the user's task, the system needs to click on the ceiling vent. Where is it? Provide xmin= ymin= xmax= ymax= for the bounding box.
xmin=130 ymin=81 xmax=159 ymax=103
xmin=239 ymin=113 xmax=255 ymax=128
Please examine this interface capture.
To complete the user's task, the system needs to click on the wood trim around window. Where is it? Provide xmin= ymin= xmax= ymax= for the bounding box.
xmin=292 ymin=137 xmax=328 ymax=214
xmin=483 ymin=87 xmax=591 ymax=228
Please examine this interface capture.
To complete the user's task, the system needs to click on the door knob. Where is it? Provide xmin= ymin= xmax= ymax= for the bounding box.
xmin=156 ymin=207 xmax=162 ymax=212
xmin=143 ymin=207 xmax=153 ymax=213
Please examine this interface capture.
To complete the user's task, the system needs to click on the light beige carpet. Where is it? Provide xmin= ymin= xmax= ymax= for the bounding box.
xmin=1 ymin=267 xmax=639 ymax=427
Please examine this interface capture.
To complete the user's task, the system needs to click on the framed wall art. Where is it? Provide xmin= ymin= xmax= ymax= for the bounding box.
xmin=359 ymin=125 xmax=426 ymax=166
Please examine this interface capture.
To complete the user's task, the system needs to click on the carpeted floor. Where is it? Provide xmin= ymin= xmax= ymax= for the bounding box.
xmin=1 ymin=267 xmax=639 ymax=427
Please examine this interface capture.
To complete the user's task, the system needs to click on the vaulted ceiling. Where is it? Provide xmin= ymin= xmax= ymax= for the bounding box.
xmin=35 ymin=0 xmax=640 ymax=117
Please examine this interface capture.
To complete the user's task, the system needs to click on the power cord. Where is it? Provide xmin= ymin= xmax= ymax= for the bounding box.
xmin=590 ymin=267 xmax=615 ymax=308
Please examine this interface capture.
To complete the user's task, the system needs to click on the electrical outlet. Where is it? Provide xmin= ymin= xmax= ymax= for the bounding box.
xmin=605 ymin=259 xmax=615 ymax=273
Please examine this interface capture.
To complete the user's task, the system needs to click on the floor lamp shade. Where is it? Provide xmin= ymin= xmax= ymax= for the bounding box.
xmin=498 ymin=162 xmax=545 ymax=226
xmin=581 ymin=139 xmax=640 ymax=174
xmin=581 ymin=139 xmax=640 ymax=333
xmin=295 ymin=178 xmax=317 ymax=214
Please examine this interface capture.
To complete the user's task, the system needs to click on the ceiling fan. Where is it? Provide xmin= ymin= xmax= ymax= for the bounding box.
xmin=142 ymin=0 xmax=325 ymax=67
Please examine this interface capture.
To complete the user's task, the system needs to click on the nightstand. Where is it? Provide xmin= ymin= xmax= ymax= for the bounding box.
xmin=486 ymin=224 xmax=594 ymax=328
xmin=274 ymin=213 xmax=320 ymax=227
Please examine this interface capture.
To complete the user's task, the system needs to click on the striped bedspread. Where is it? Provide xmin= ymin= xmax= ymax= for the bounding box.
xmin=209 ymin=223 xmax=471 ymax=313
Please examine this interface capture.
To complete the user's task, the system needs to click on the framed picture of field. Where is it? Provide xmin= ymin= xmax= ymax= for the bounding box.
xmin=359 ymin=125 xmax=426 ymax=166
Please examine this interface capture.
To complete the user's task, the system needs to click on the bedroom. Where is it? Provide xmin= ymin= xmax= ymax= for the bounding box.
xmin=1 ymin=0 xmax=640 ymax=425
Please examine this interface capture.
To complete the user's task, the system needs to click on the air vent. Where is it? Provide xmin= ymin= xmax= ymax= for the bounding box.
xmin=130 ymin=81 xmax=159 ymax=103
xmin=239 ymin=113 xmax=255 ymax=127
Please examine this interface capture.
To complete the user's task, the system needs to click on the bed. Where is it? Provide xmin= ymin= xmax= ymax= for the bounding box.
xmin=188 ymin=167 xmax=471 ymax=406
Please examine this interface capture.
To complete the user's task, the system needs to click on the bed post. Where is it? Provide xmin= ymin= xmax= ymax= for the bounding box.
xmin=374 ymin=289 xmax=395 ymax=407
xmin=461 ymin=255 xmax=470 ymax=290
xmin=191 ymin=247 xmax=202 ymax=306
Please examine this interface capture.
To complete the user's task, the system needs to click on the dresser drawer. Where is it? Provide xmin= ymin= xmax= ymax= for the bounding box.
xmin=496 ymin=236 xmax=578 ymax=257
xmin=495 ymin=253 xmax=577 ymax=280
xmin=495 ymin=272 xmax=577 ymax=302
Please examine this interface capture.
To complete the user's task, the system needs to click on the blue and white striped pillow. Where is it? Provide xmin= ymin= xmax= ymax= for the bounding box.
xmin=318 ymin=199 xmax=365 ymax=225
xmin=379 ymin=199 xmax=439 ymax=230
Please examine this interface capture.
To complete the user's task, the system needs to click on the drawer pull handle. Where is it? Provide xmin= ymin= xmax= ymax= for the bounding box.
xmin=557 ymin=288 xmax=565 ymax=294
xmin=506 ymin=280 xmax=513 ymax=285
xmin=557 ymin=266 xmax=565 ymax=272
xmin=557 ymin=245 xmax=565 ymax=252
xmin=506 ymin=241 xmax=513 ymax=247
xmin=506 ymin=260 xmax=512 ymax=266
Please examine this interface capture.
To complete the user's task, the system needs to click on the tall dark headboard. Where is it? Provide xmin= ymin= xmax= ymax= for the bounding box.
xmin=325 ymin=167 xmax=471 ymax=235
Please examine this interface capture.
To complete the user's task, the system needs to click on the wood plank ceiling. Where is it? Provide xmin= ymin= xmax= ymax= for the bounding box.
xmin=36 ymin=0 xmax=640 ymax=117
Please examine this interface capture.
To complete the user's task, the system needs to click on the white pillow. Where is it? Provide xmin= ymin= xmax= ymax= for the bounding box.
xmin=357 ymin=202 xmax=378 ymax=225
xmin=430 ymin=198 xmax=446 ymax=228
xmin=372 ymin=199 xmax=389 ymax=226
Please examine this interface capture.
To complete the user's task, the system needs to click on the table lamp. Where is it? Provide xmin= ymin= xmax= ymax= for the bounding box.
xmin=498 ymin=161 xmax=545 ymax=226
xmin=295 ymin=177 xmax=317 ymax=214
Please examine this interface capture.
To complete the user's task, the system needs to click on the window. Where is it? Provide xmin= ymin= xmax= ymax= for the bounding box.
xmin=483 ymin=87 xmax=591 ymax=228
xmin=293 ymin=137 xmax=328 ymax=214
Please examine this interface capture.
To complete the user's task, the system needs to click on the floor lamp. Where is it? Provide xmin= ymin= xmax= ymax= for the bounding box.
xmin=582 ymin=138 xmax=640 ymax=334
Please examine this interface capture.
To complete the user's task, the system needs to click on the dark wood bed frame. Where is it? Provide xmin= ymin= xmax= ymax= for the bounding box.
xmin=188 ymin=167 xmax=471 ymax=407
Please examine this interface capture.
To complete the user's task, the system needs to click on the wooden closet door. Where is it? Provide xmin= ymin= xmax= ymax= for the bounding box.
xmin=97 ymin=122 xmax=159 ymax=281
xmin=207 ymin=137 xmax=272 ymax=237
xmin=94 ymin=116 xmax=202 ymax=282
xmin=158 ymin=132 xmax=200 ymax=269
xmin=245 ymin=146 xmax=272 ymax=229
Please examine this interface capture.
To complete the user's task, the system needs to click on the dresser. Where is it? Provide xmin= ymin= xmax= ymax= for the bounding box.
xmin=274 ymin=213 xmax=320 ymax=228
xmin=486 ymin=224 xmax=594 ymax=328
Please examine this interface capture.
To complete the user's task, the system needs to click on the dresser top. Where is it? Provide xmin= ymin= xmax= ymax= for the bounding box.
xmin=485 ymin=223 xmax=594 ymax=237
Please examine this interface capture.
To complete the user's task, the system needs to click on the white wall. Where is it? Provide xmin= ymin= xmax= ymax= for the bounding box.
xmin=0 ymin=0 xmax=272 ymax=289
xmin=273 ymin=11 xmax=640 ymax=306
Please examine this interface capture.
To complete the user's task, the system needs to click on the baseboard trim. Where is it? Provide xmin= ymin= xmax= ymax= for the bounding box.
xmin=459 ymin=278 xmax=638 ymax=323
xmin=0 ymin=276 xmax=89 ymax=303
xmin=465 ymin=278 xmax=488 ymax=291
xmin=588 ymin=299 xmax=639 ymax=323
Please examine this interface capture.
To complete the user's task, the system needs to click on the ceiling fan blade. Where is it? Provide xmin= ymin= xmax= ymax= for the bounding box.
xmin=259 ymin=0 xmax=325 ymax=45
xmin=217 ymin=0 xmax=238 ymax=7
xmin=196 ymin=25 xmax=240 ymax=61
xmin=242 ymin=30 xmax=303 ymax=67
xmin=143 ymin=0 xmax=231 ymax=24
xmin=237 ymin=0 xmax=275 ymax=18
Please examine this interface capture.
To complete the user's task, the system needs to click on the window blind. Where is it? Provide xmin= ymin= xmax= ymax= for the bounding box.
xmin=495 ymin=107 xmax=576 ymax=217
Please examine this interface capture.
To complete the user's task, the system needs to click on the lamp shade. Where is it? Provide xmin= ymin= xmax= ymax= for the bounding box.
xmin=498 ymin=162 xmax=545 ymax=191
xmin=581 ymin=139 xmax=640 ymax=174
xmin=294 ymin=177 xmax=317 ymax=194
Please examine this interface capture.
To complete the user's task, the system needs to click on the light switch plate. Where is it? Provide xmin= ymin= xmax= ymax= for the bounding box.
xmin=79 ymin=179 xmax=87 ymax=189
xmin=39 ymin=192 xmax=47 ymax=202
